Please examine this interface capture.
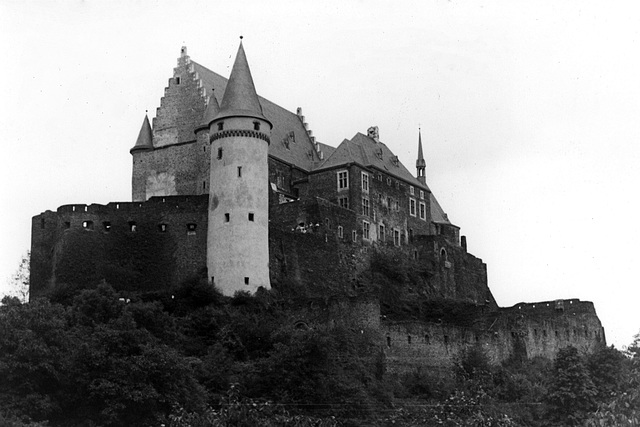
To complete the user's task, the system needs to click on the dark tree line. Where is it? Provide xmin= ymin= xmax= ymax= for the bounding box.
xmin=0 ymin=276 xmax=638 ymax=426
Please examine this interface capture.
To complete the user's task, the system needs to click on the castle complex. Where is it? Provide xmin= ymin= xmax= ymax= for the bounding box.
xmin=30 ymin=42 xmax=605 ymax=369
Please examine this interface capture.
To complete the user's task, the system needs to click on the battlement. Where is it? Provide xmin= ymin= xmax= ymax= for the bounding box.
xmin=502 ymin=299 xmax=596 ymax=316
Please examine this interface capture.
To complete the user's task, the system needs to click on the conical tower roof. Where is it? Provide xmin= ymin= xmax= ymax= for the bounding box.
xmin=416 ymin=129 xmax=426 ymax=168
xmin=215 ymin=40 xmax=272 ymax=128
xmin=195 ymin=89 xmax=220 ymax=133
xmin=130 ymin=114 xmax=153 ymax=153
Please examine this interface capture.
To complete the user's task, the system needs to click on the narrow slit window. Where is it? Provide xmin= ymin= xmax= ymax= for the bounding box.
xmin=217 ymin=147 xmax=223 ymax=159
xmin=129 ymin=221 xmax=137 ymax=232
xmin=175 ymin=76 xmax=181 ymax=85
xmin=244 ymin=277 xmax=249 ymax=285
xmin=158 ymin=223 xmax=167 ymax=232
xmin=103 ymin=221 xmax=111 ymax=232
xmin=238 ymin=166 xmax=242 ymax=177
xmin=40 ymin=218 xmax=45 ymax=229
xmin=248 ymin=213 xmax=254 ymax=221
xmin=253 ymin=121 xmax=260 ymax=131
xmin=217 ymin=122 xmax=224 ymax=131
xmin=224 ymin=213 xmax=230 ymax=223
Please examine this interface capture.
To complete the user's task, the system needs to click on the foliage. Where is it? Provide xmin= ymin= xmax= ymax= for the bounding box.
xmin=546 ymin=346 xmax=597 ymax=426
xmin=585 ymin=333 xmax=640 ymax=426
xmin=4 ymin=251 xmax=30 ymax=303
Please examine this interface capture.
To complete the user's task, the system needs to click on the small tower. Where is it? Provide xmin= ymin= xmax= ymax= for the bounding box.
xmin=130 ymin=113 xmax=154 ymax=201
xmin=207 ymin=40 xmax=272 ymax=296
xmin=416 ymin=128 xmax=426 ymax=184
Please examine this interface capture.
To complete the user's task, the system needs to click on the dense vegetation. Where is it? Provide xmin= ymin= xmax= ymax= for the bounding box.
xmin=1 ymin=252 xmax=638 ymax=426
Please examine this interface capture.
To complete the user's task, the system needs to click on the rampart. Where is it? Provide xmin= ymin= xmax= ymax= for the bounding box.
xmin=30 ymin=195 xmax=209 ymax=298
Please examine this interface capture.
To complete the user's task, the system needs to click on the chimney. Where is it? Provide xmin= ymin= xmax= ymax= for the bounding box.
xmin=367 ymin=126 xmax=379 ymax=143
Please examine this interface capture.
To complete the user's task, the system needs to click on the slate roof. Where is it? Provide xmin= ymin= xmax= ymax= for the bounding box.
xmin=314 ymin=132 xmax=452 ymax=225
xmin=130 ymin=115 xmax=153 ymax=153
xmin=215 ymin=42 xmax=270 ymax=125
xmin=192 ymin=61 xmax=320 ymax=172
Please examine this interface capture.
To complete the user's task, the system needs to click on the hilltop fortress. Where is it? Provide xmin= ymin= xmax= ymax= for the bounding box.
xmin=30 ymin=42 xmax=605 ymax=369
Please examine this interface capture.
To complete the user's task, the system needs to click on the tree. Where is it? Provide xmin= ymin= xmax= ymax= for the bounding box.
xmin=4 ymin=251 xmax=30 ymax=303
xmin=546 ymin=346 xmax=597 ymax=426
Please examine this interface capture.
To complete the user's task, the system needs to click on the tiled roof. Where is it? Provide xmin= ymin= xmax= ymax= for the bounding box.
xmin=191 ymin=61 xmax=320 ymax=171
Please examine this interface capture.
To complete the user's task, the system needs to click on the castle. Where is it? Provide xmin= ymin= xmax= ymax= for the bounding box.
xmin=30 ymin=41 xmax=605 ymax=369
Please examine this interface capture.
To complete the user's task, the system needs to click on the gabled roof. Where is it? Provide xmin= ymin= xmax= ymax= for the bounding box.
xmin=191 ymin=61 xmax=321 ymax=171
xmin=313 ymin=132 xmax=453 ymax=225
xmin=316 ymin=132 xmax=431 ymax=191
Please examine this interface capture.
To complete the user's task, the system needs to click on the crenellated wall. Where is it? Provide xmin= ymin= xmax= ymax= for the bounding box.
xmin=30 ymin=196 xmax=209 ymax=298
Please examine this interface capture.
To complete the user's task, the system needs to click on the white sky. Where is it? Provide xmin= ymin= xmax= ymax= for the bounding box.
xmin=1 ymin=0 xmax=639 ymax=349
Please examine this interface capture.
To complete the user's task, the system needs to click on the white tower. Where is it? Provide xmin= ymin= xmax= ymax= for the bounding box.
xmin=207 ymin=40 xmax=272 ymax=295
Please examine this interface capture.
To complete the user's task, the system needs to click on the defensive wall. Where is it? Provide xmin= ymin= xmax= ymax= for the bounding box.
xmin=30 ymin=196 xmax=209 ymax=299
xmin=381 ymin=298 xmax=605 ymax=373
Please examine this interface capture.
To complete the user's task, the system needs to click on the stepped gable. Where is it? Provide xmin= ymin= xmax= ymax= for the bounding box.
xmin=190 ymin=61 xmax=320 ymax=171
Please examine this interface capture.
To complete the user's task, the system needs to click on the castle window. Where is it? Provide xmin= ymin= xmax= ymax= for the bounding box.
xmin=425 ymin=334 xmax=430 ymax=344
xmin=409 ymin=228 xmax=413 ymax=243
xmin=409 ymin=198 xmax=416 ymax=216
xmin=377 ymin=173 xmax=382 ymax=181
xmin=337 ymin=170 xmax=349 ymax=190
xmin=361 ymin=172 xmax=369 ymax=193
xmin=64 ymin=221 xmax=71 ymax=229
xmin=82 ymin=221 xmax=94 ymax=230
xmin=187 ymin=223 xmax=197 ymax=235
xmin=203 ymin=146 xmax=206 ymax=153
xmin=238 ymin=166 xmax=242 ymax=177
xmin=224 ymin=213 xmax=230 ymax=223
xmin=129 ymin=221 xmax=137 ymax=232
xmin=352 ymin=230 xmax=357 ymax=242
xmin=217 ymin=147 xmax=223 ymax=159
xmin=40 ymin=218 xmax=45 ymax=229
xmin=379 ymin=224 xmax=385 ymax=241
xmin=217 ymin=122 xmax=224 ymax=131
xmin=175 ymin=76 xmax=181 ymax=85
xmin=362 ymin=197 xmax=370 ymax=216
xmin=103 ymin=221 xmax=111 ymax=232
xmin=248 ymin=213 xmax=254 ymax=222
xmin=414 ymin=250 xmax=418 ymax=260
xmin=395 ymin=200 xmax=400 ymax=211
xmin=409 ymin=186 xmax=414 ymax=195
xmin=395 ymin=181 xmax=399 ymax=190
xmin=253 ymin=121 xmax=260 ymax=131
xmin=543 ymin=330 xmax=547 ymax=337
xmin=203 ymin=181 xmax=206 ymax=190
xmin=393 ymin=229 xmax=400 ymax=246
xmin=244 ymin=277 xmax=249 ymax=285
xmin=440 ymin=248 xmax=447 ymax=261
xmin=419 ymin=202 xmax=426 ymax=220
xmin=386 ymin=196 xmax=391 ymax=209
xmin=338 ymin=196 xmax=349 ymax=209
xmin=158 ymin=223 xmax=167 ymax=232
xmin=325 ymin=218 xmax=330 ymax=229
xmin=420 ymin=190 xmax=424 ymax=200
xmin=407 ymin=335 xmax=412 ymax=344
xmin=387 ymin=336 xmax=391 ymax=347
xmin=444 ymin=335 xmax=449 ymax=345
xmin=338 ymin=225 xmax=343 ymax=238
xmin=386 ymin=177 xmax=391 ymax=186
xmin=362 ymin=221 xmax=370 ymax=240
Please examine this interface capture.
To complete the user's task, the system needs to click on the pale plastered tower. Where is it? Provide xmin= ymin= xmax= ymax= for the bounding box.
xmin=207 ymin=40 xmax=272 ymax=295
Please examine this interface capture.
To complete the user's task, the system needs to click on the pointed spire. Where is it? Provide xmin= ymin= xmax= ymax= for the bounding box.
xmin=195 ymin=88 xmax=220 ymax=133
xmin=215 ymin=39 xmax=272 ymax=128
xmin=416 ymin=128 xmax=426 ymax=183
xmin=130 ymin=113 xmax=153 ymax=153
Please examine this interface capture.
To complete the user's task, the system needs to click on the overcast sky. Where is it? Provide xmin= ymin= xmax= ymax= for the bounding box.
xmin=1 ymin=0 xmax=639 ymax=349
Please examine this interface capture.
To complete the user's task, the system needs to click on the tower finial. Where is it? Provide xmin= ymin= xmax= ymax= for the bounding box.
xmin=240 ymin=35 xmax=243 ymax=41
xmin=416 ymin=127 xmax=426 ymax=184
